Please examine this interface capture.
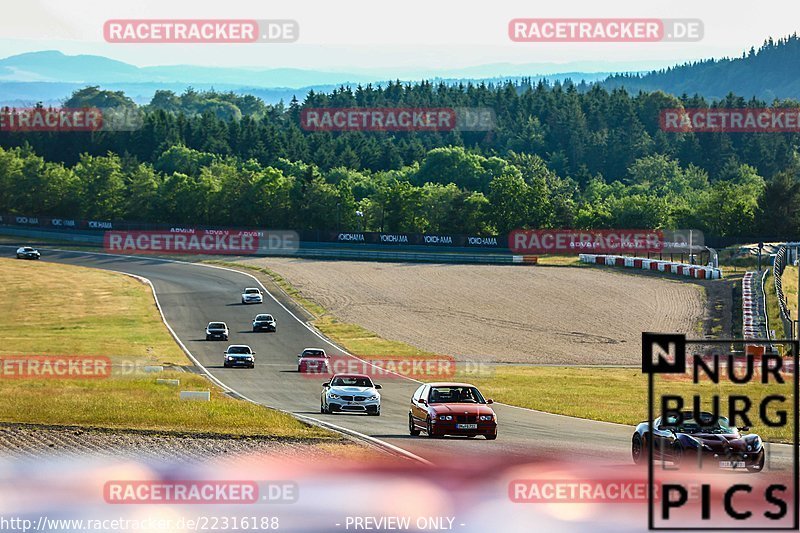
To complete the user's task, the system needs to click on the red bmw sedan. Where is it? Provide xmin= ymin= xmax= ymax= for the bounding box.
xmin=409 ymin=382 xmax=497 ymax=439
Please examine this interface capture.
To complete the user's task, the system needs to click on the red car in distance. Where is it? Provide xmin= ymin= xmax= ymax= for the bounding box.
xmin=298 ymin=348 xmax=330 ymax=373
xmin=409 ymin=382 xmax=497 ymax=439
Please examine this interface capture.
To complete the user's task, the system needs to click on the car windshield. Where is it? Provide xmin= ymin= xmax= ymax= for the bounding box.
xmin=664 ymin=413 xmax=737 ymax=434
xmin=428 ymin=386 xmax=485 ymax=404
xmin=22 ymin=247 xmax=34 ymax=251
xmin=227 ymin=346 xmax=251 ymax=354
xmin=331 ymin=376 xmax=373 ymax=387
xmin=245 ymin=289 xmax=259 ymax=294
xmin=256 ymin=315 xmax=272 ymax=320
xmin=208 ymin=323 xmax=225 ymax=329
xmin=303 ymin=349 xmax=325 ymax=357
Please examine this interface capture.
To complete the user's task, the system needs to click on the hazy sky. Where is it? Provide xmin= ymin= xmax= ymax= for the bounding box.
xmin=1 ymin=0 xmax=797 ymax=74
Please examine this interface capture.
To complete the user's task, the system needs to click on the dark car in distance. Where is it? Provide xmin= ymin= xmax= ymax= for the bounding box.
xmin=632 ymin=411 xmax=765 ymax=472
xmin=409 ymin=382 xmax=497 ymax=439
xmin=223 ymin=345 xmax=255 ymax=368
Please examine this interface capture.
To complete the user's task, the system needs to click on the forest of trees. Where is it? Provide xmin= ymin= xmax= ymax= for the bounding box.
xmin=604 ymin=35 xmax=800 ymax=102
xmin=2 ymin=69 xmax=800 ymax=237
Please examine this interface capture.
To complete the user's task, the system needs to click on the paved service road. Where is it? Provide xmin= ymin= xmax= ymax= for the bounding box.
xmin=17 ymin=248 xmax=795 ymax=471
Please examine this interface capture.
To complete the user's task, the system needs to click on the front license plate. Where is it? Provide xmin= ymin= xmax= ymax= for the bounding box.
xmin=719 ymin=461 xmax=746 ymax=468
xmin=456 ymin=424 xmax=478 ymax=429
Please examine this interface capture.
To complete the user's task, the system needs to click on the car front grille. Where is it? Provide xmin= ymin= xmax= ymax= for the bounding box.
xmin=339 ymin=395 xmax=368 ymax=402
xmin=456 ymin=415 xmax=477 ymax=423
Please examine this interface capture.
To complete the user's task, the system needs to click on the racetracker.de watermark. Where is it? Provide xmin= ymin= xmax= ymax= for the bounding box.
xmin=509 ymin=229 xmax=665 ymax=255
xmin=661 ymin=108 xmax=800 ymax=133
xmin=104 ymin=19 xmax=298 ymax=43
xmin=0 ymin=107 xmax=144 ymax=132
xmin=301 ymin=356 xmax=495 ymax=379
xmin=0 ymin=356 xmax=111 ymax=379
xmin=300 ymin=107 xmax=495 ymax=132
xmin=103 ymin=230 xmax=299 ymax=256
xmin=509 ymin=18 xmax=703 ymax=43
xmin=104 ymin=480 xmax=297 ymax=504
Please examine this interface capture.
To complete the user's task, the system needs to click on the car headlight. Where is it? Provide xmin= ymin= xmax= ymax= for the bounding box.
xmin=479 ymin=415 xmax=494 ymax=421
xmin=367 ymin=395 xmax=379 ymax=401
xmin=439 ymin=415 xmax=453 ymax=421
xmin=746 ymin=436 xmax=762 ymax=451
xmin=328 ymin=393 xmax=339 ymax=399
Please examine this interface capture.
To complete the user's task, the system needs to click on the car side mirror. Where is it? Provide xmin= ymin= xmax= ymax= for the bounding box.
xmin=740 ymin=426 xmax=750 ymax=432
xmin=322 ymin=382 xmax=329 ymax=387
xmin=418 ymin=398 xmax=427 ymax=405
xmin=375 ymin=384 xmax=382 ymax=389
xmin=486 ymin=399 xmax=494 ymax=404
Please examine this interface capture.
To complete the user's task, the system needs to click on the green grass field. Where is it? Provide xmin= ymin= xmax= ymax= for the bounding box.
xmin=0 ymin=258 xmax=334 ymax=439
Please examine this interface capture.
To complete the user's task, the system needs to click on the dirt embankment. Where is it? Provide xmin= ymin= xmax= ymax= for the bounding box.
xmin=0 ymin=424 xmax=372 ymax=464
xmin=243 ymin=259 xmax=706 ymax=366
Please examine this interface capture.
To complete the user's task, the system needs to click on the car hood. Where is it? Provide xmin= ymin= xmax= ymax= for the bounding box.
xmin=329 ymin=386 xmax=376 ymax=395
xmin=226 ymin=353 xmax=253 ymax=357
xmin=243 ymin=293 xmax=261 ymax=298
xmin=684 ymin=432 xmax=751 ymax=452
xmin=429 ymin=404 xmax=494 ymax=416
xmin=254 ymin=319 xmax=274 ymax=323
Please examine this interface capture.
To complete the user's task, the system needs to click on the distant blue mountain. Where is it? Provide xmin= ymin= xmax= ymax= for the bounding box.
xmin=0 ymin=50 xmax=619 ymax=106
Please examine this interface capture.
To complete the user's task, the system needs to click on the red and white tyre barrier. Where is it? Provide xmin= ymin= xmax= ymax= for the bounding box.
xmin=579 ymin=254 xmax=722 ymax=279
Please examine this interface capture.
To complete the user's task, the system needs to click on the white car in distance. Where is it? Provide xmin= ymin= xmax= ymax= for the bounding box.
xmin=241 ymin=287 xmax=263 ymax=304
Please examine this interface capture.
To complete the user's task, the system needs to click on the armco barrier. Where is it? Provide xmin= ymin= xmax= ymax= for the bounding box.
xmin=773 ymin=245 xmax=793 ymax=338
xmin=742 ymin=271 xmax=770 ymax=354
xmin=0 ymin=226 xmax=521 ymax=266
xmin=579 ymin=254 xmax=722 ymax=279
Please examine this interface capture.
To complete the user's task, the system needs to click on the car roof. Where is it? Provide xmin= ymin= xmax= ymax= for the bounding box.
xmin=244 ymin=287 xmax=260 ymax=290
xmin=208 ymin=321 xmax=227 ymax=325
xmin=302 ymin=347 xmax=325 ymax=351
xmin=226 ymin=344 xmax=252 ymax=349
xmin=426 ymin=382 xmax=477 ymax=388
xmin=331 ymin=374 xmax=372 ymax=380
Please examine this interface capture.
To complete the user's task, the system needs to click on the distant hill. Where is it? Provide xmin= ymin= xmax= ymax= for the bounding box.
xmin=0 ymin=50 xmax=616 ymax=106
xmin=602 ymin=35 xmax=800 ymax=101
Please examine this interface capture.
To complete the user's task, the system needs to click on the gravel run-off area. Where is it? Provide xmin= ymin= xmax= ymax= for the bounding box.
xmin=244 ymin=259 xmax=707 ymax=366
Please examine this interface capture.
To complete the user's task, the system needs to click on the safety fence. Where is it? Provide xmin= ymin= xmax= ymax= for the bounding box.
xmin=742 ymin=271 xmax=770 ymax=347
xmin=773 ymin=245 xmax=794 ymax=339
xmin=578 ymin=254 xmax=722 ymax=279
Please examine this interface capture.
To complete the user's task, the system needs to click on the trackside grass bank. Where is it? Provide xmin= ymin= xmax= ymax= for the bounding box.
xmin=0 ymin=258 xmax=336 ymax=439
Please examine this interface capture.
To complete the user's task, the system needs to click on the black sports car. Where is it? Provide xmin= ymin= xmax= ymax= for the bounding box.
xmin=16 ymin=246 xmax=40 ymax=259
xmin=632 ymin=411 xmax=765 ymax=472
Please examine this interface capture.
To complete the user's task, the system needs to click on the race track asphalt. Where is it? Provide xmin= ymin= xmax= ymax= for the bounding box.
xmin=12 ymin=248 xmax=795 ymax=472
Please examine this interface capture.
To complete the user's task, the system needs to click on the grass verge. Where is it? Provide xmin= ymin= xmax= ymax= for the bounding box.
xmin=764 ymin=268 xmax=786 ymax=339
xmin=464 ymin=366 xmax=793 ymax=443
xmin=0 ymin=258 xmax=336 ymax=440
